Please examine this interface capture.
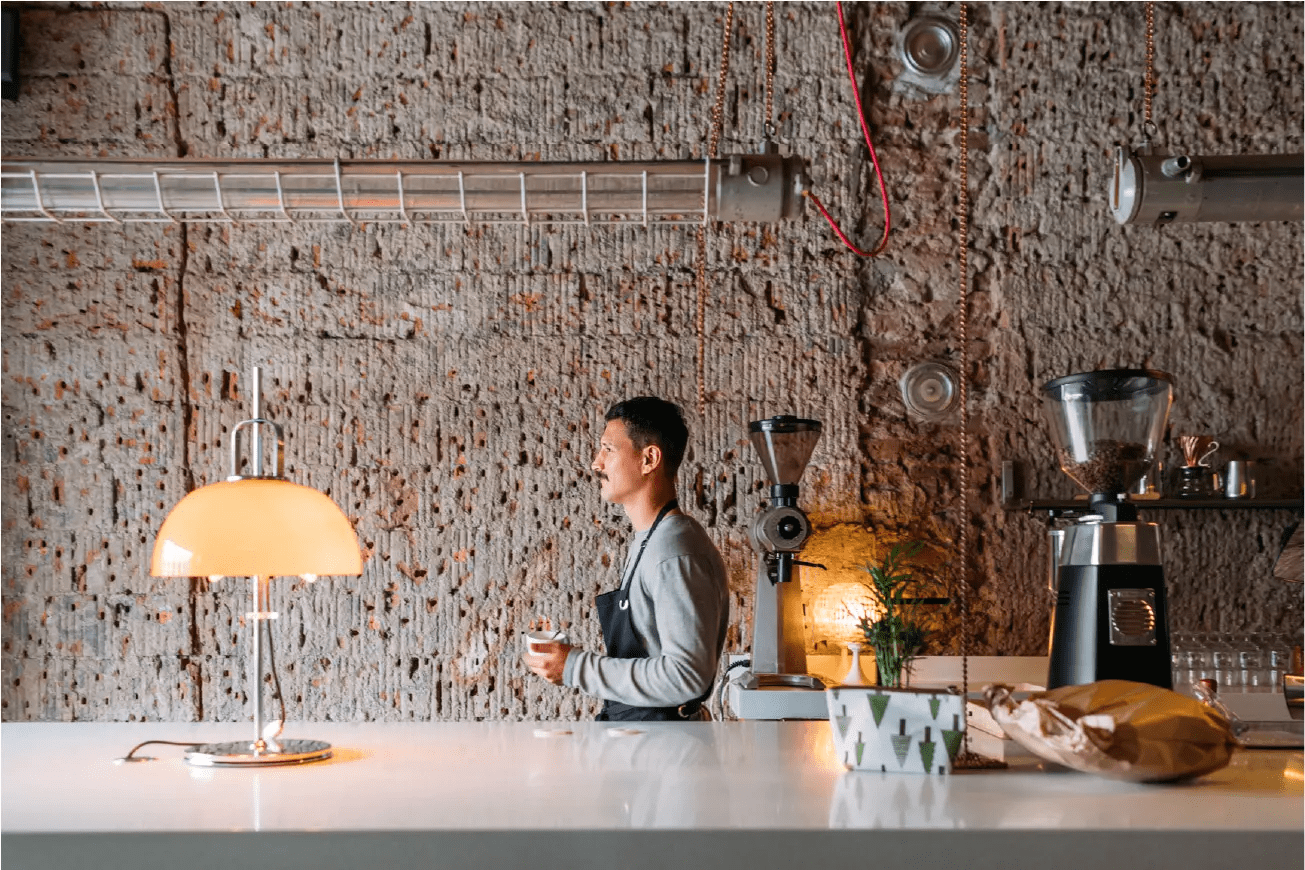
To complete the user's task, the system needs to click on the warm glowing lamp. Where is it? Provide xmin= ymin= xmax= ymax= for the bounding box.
xmin=812 ymin=581 xmax=879 ymax=646
xmin=151 ymin=367 xmax=361 ymax=766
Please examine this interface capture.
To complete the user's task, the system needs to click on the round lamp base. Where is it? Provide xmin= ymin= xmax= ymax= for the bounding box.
xmin=185 ymin=738 xmax=332 ymax=767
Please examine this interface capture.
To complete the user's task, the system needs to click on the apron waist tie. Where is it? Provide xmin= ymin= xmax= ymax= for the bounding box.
xmin=598 ymin=685 xmax=713 ymax=722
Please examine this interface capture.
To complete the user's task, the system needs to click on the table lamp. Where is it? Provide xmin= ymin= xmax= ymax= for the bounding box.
xmin=811 ymin=581 xmax=878 ymax=647
xmin=151 ymin=367 xmax=362 ymax=766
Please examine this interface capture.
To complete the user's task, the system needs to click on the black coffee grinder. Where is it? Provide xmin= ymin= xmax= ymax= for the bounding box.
xmin=1042 ymin=369 xmax=1174 ymax=689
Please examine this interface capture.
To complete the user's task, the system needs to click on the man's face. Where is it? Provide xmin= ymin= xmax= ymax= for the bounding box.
xmin=591 ymin=419 xmax=648 ymax=505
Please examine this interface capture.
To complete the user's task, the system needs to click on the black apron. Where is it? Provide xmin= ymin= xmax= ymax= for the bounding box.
xmin=595 ymin=499 xmax=713 ymax=722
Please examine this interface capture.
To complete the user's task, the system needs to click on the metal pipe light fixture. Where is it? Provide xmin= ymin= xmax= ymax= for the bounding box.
xmin=1110 ymin=148 xmax=1304 ymax=225
xmin=151 ymin=367 xmax=362 ymax=767
xmin=1 ymin=154 xmax=806 ymax=226
xmin=1110 ymin=3 xmax=1302 ymax=225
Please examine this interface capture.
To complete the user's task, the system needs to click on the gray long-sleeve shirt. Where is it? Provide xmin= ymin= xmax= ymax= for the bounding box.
xmin=562 ymin=513 xmax=729 ymax=708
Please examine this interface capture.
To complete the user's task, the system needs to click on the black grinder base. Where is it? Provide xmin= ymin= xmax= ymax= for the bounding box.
xmin=1048 ymin=561 xmax=1172 ymax=690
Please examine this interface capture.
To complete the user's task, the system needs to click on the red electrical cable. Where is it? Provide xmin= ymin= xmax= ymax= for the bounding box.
xmin=808 ymin=0 xmax=892 ymax=257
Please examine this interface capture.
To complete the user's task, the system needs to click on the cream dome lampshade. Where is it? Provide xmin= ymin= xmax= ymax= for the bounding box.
xmin=151 ymin=367 xmax=361 ymax=766
xmin=151 ymin=479 xmax=361 ymax=579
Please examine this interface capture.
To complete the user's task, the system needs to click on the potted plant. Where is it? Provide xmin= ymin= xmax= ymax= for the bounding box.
xmin=856 ymin=540 xmax=940 ymax=688
xmin=826 ymin=540 xmax=963 ymax=775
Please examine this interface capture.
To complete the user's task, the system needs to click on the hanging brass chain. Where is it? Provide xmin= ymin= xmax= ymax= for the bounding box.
xmin=956 ymin=0 xmax=971 ymax=752
xmin=951 ymin=4 xmax=1005 ymax=771
xmin=764 ymin=1 xmax=777 ymax=137
xmin=697 ymin=2 xmax=735 ymax=416
xmin=1143 ymin=2 xmax=1157 ymax=143
xmin=707 ymin=4 xmax=735 ymax=158
xmin=694 ymin=227 xmax=709 ymax=417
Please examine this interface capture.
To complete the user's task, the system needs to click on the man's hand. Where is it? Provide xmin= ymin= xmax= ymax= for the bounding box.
xmin=523 ymin=643 xmax=573 ymax=685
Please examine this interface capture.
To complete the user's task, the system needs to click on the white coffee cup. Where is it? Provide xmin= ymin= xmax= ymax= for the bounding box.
xmin=525 ymin=629 xmax=569 ymax=654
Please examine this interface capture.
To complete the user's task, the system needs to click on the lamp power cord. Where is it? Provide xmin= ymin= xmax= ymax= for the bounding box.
xmin=113 ymin=739 xmax=205 ymax=764
xmin=113 ymin=584 xmax=289 ymax=763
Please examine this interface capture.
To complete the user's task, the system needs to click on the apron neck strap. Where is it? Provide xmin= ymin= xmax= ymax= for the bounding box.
xmin=649 ymin=498 xmax=679 ymax=531
xmin=621 ymin=498 xmax=679 ymax=591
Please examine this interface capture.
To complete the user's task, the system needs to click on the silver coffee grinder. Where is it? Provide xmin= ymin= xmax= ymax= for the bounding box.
xmin=730 ymin=415 xmax=829 ymax=720
xmin=1042 ymin=369 xmax=1175 ymax=689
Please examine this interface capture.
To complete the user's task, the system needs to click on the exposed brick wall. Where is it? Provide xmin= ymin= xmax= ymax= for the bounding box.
xmin=2 ymin=2 xmax=1301 ymax=722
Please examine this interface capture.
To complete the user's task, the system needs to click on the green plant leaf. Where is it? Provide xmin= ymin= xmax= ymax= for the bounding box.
xmin=857 ymin=538 xmax=947 ymax=686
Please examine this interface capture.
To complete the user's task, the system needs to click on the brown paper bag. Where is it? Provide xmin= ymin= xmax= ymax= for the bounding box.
xmin=986 ymin=680 xmax=1237 ymax=782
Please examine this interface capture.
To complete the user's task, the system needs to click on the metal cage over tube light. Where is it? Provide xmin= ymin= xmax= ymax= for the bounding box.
xmin=0 ymin=155 xmax=806 ymax=226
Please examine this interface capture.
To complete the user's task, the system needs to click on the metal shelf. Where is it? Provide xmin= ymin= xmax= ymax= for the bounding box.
xmin=1007 ymin=497 xmax=1304 ymax=518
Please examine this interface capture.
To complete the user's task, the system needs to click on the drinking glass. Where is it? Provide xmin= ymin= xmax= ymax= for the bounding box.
xmin=1239 ymin=634 xmax=1269 ymax=690
xmin=1170 ymin=632 xmax=1192 ymax=689
xmin=1268 ymin=633 xmax=1298 ymax=683
xmin=1185 ymin=632 xmax=1214 ymax=684
xmin=1211 ymin=633 xmax=1241 ymax=688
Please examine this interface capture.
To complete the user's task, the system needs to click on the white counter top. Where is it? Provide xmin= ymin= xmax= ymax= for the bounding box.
xmin=3 ymin=720 xmax=1301 ymax=870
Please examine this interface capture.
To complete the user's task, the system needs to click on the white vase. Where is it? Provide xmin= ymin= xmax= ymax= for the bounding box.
xmin=827 ymin=686 xmax=966 ymax=775
xmin=840 ymin=642 xmax=873 ymax=686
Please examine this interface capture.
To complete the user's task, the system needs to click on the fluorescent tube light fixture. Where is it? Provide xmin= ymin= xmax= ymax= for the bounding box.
xmin=1 ymin=155 xmax=806 ymax=226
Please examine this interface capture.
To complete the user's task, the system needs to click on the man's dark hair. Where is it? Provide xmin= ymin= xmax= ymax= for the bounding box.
xmin=605 ymin=397 xmax=689 ymax=476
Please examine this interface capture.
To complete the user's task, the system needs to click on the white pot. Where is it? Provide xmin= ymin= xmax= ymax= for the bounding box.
xmin=827 ymin=686 xmax=966 ymax=775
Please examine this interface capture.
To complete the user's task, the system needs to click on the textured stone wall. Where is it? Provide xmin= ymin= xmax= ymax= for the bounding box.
xmin=2 ymin=2 xmax=1301 ymax=722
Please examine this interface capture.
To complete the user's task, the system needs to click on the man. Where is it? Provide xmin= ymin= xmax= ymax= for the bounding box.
xmin=524 ymin=397 xmax=729 ymax=721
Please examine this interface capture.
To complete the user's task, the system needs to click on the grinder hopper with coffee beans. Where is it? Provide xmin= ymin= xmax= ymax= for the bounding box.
xmin=1041 ymin=369 xmax=1175 ymax=689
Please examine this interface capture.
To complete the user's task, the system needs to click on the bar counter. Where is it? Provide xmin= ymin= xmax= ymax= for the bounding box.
xmin=3 ymin=720 xmax=1301 ymax=870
